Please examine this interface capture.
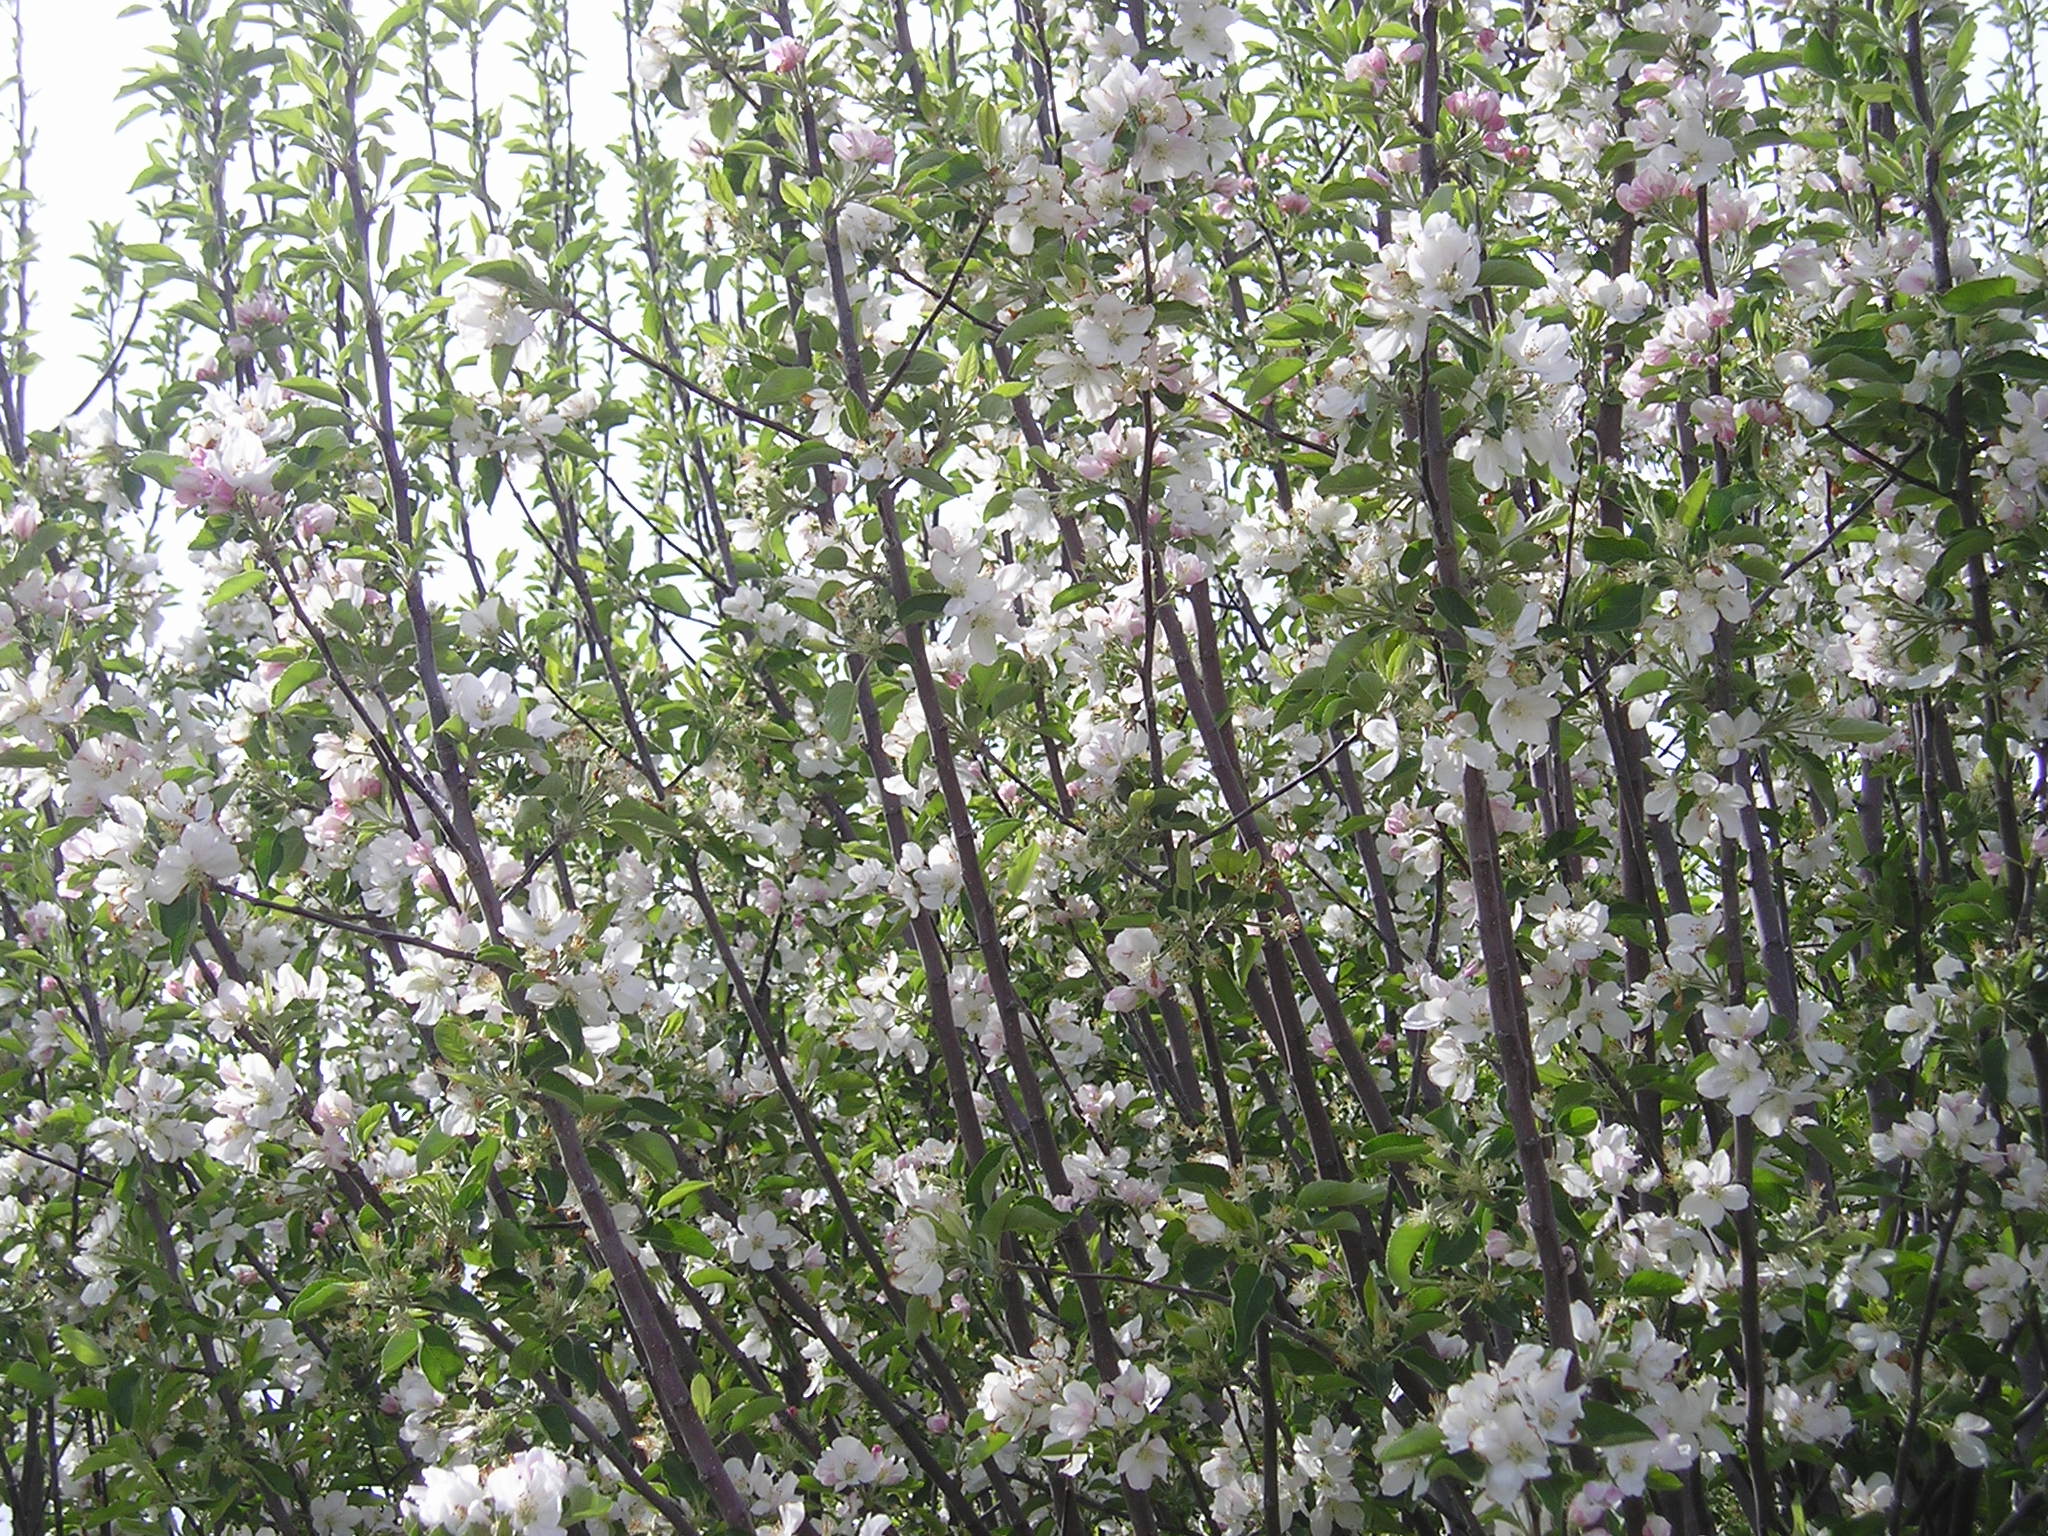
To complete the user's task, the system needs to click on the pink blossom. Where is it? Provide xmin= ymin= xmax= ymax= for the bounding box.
xmin=1616 ymin=165 xmax=1692 ymax=216
xmin=1445 ymin=89 xmax=1506 ymax=133
xmin=764 ymin=35 xmax=806 ymax=73
xmin=173 ymin=453 xmax=236 ymax=511
xmin=233 ymin=291 xmax=287 ymax=328
xmin=1692 ymin=395 xmax=1738 ymax=446
xmin=829 ymin=125 xmax=895 ymax=166
xmin=1344 ymin=46 xmax=1389 ymax=83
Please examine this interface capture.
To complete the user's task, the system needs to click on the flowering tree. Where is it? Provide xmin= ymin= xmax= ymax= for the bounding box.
xmin=4 ymin=0 xmax=2048 ymax=1532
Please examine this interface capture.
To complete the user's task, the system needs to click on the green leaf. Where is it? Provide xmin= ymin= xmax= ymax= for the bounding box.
xmin=1052 ymin=581 xmax=1101 ymax=611
xmin=1233 ymin=356 xmax=1307 ymax=401
xmin=727 ymin=1394 xmax=785 ymax=1434
xmin=59 ymin=1326 xmax=107 ymax=1368
xmin=967 ymin=1431 xmax=1012 ymax=1467
xmin=1581 ymin=582 xmax=1646 ymax=633
xmin=380 ymin=1327 xmax=422 ymax=1376
xmin=1581 ymin=1398 xmax=1658 ymax=1446
xmin=1730 ymin=48 xmax=1801 ymax=75
xmin=1819 ymin=716 xmax=1894 ymax=744
xmin=1001 ymin=1195 xmax=1067 ymax=1236
xmin=544 ymin=1003 xmax=587 ymax=1060
xmin=966 ymin=1145 xmax=1008 ymax=1215
xmin=656 ymin=1179 xmax=712 ymax=1212
xmin=1298 ymin=1179 xmax=1376 ymax=1208
xmin=1622 ymin=1269 xmax=1687 ymax=1298
xmin=757 ymin=366 xmax=815 ymax=404
xmin=1582 ymin=533 xmax=1654 ymax=564
xmin=281 ymin=376 xmax=349 ymax=406
xmin=1319 ymin=463 xmax=1376 ymax=495
xmin=821 ymin=679 xmax=857 ymax=743
xmin=287 ymin=1278 xmax=356 ymax=1321
xmin=5 ymin=1362 xmax=54 ymax=1394
xmin=1939 ymin=276 xmax=2019 ymax=315
xmin=1360 ymin=1133 xmax=1435 ymax=1165
xmin=899 ymin=591 xmax=951 ymax=627
xmin=418 ymin=1324 xmax=463 ymax=1391
xmin=782 ymin=440 xmax=842 ymax=470
xmin=621 ymin=1129 xmax=679 ymax=1180
xmin=209 ymin=568 xmax=268 ymax=607
xmin=131 ymin=450 xmax=186 ymax=487
xmin=253 ymin=825 xmax=307 ymax=888
xmin=270 ymin=658 xmax=325 ymax=708
xmin=1619 ymin=669 xmax=1668 ymax=702
xmin=1376 ymin=1423 xmax=1446 ymax=1462
xmin=1230 ymin=1265 xmax=1276 ymax=1355
xmin=1478 ymin=255 xmax=1545 ymax=288
xmin=997 ymin=309 xmax=1070 ymax=347
xmin=1434 ymin=585 xmax=1481 ymax=632
xmin=106 ymin=1366 xmax=142 ymax=1428
xmin=1203 ymin=1189 xmax=1255 ymax=1232
xmin=468 ymin=257 xmax=556 ymax=306
xmin=154 ymin=889 xmax=199 ymax=958
xmin=1928 ymin=527 xmax=1995 ymax=590
xmin=1386 ymin=1219 xmax=1431 ymax=1287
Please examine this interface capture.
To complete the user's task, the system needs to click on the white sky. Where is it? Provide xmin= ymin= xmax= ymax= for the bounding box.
xmin=22 ymin=0 xmax=637 ymax=434
xmin=11 ymin=0 xmax=2018 ymax=578
xmin=18 ymin=0 xmax=640 ymax=610
xmin=23 ymin=0 xmax=164 ymax=424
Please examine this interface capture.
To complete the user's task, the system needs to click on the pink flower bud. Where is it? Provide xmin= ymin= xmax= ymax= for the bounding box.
xmin=829 ymin=125 xmax=895 ymax=167
xmin=1344 ymin=47 xmax=1389 ymax=83
xmin=234 ymin=292 xmax=287 ymax=329
xmin=1275 ymin=191 xmax=1311 ymax=216
xmin=1445 ymin=89 xmax=1505 ymax=133
xmin=764 ymin=35 xmax=806 ymax=73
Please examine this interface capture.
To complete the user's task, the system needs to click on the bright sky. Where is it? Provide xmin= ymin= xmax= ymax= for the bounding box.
xmin=21 ymin=0 xmax=636 ymax=437
xmin=11 ymin=0 xmax=2017 ymax=539
xmin=22 ymin=0 xmax=164 ymax=425
xmin=18 ymin=0 xmax=639 ymax=610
